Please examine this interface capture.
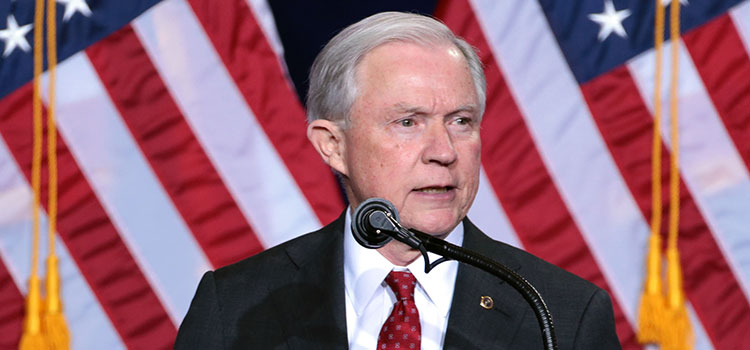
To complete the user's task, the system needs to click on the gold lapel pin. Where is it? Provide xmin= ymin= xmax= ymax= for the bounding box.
xmin=480 ymin=295 xmax=494 ymax=310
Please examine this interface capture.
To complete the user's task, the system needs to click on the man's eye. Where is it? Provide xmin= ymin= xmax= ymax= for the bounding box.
xmin=399 ymin=119 xmax=415 ymax=127
xmin=453 ymin=117 xmax=472 ymax=125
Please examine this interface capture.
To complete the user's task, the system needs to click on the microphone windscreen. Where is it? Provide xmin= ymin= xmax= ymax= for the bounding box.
xmin=351 ymin=198 xmax=399 ymax=249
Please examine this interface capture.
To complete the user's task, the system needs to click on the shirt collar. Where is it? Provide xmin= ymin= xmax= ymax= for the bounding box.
xmin=344 ymin=207 xmax=464 ymax=318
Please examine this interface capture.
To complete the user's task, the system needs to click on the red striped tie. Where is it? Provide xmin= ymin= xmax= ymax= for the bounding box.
xmin=377 ymin=270 xmax=421 ymax=350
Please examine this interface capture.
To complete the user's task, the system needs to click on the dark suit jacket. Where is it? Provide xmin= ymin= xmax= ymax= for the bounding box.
xmin=175 ymin=213 xmax=621 ymax=349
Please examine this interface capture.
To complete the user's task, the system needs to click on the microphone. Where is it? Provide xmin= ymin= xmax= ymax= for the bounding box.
xmin=350 ymin=197 xmax=559 ymax=350
xmin=351 ymin=197 xmax=424 ymax=249
xmin=351 ymin=197 xmax=396 ymax=248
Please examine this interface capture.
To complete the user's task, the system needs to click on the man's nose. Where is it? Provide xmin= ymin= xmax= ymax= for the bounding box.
xmin=422 ymin=123 xmax=457 ymax=166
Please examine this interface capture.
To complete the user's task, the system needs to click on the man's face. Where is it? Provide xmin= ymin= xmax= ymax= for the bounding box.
xmin=340 ymin=42 xmax=482 ymax=236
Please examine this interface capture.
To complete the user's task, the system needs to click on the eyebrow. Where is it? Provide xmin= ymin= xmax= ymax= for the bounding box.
xmin=450 ymin=105 xmax=479 ymax=115
xmin=390 ymin=103 xmax=479 ymax=115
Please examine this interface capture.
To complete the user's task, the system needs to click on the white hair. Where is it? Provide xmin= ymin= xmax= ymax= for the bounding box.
xmin=306 ymin=12 xmax=486 ymax=126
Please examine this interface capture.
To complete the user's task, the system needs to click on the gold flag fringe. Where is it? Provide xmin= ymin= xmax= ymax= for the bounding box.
xmin=637 ymin=233 xmax=665 ymax=343
xmin=663 ymin=0 xmax=692 ymax=347
xmin=41 ymin=0 xmax=69 ymax=347
xmin=661 ymin=0 xmax=693 ymax=350
xmin=637 ymin=0 xmax=692 ymax=349
xmin=661 ymin=249 xmax=692 ymax=350
xmin=20 ymin=0 xmax=48 ymax=347
xmin=20 ymin=0 xmax=68 ymax=348
xmin=637 ymin=0 xmax=667 ymax=343
xmin=43 ymin=257 xmax=69 ymax=350
xmin=20 ymin=276 xmax=47 ymax=350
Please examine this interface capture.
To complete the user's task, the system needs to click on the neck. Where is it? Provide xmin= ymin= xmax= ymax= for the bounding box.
xmin=377 ymin=241 xmax=421 ymax=266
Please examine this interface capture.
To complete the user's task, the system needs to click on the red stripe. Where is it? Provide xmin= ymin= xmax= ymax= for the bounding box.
xmin=0 ymin=84 xmax=176 ymax=349
xmin=85 ymin=25 xmax=263 ymax=268
xmin=186 ymin=0 xmax=345 ymax=224
xmin=0 ymin=256 xmax=23 ymax=349
xmin=683 ymin=14 xmax=750 ymax=172
xmin=435 ymin=1 xmax=641 ymax=348
xmin=580 ymin=66 xmax=750 ymax=350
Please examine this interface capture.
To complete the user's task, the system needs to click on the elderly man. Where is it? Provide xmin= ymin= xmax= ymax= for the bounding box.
xmin=175 ymin=12 xmax=621 ymax=350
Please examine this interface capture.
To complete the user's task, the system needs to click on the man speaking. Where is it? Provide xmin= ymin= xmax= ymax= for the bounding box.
xmin=175 ymin=12 xmax=621 ymax=350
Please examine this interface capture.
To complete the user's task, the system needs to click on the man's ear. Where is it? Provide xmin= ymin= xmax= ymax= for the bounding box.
xmin=307 ymin=119 xmax=348 ymax=176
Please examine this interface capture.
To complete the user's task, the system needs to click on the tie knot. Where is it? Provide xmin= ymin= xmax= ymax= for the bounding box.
xmin=385 ymin=270 xmax=417 ymax=301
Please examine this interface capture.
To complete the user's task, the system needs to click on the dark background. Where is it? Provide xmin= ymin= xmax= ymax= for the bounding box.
xmin=267 ymin=1 xmax=437 ymax=105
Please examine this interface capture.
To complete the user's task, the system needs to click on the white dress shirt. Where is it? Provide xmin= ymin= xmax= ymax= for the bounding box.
xmin=343 ymin=209 xmax=463 ymax=350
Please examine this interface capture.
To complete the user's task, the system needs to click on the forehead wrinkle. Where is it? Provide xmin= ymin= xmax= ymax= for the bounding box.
xmin=391 ymin=102 xmax=479 ymax=117
xmin=391 ymin=102 xmax=430 ymax=114
xmin=390 ymin=95 xmax=447 ymax=115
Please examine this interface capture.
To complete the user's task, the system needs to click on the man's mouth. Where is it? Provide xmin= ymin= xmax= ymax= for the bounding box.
xmin=415 ymin=186 xmax=454 ymax=193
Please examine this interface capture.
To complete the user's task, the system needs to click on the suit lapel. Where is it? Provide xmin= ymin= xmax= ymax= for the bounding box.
xmin=272 ymin=213 xmax=349 ymax=350
xmin=443 ymin=219 xmax=531 ymax=350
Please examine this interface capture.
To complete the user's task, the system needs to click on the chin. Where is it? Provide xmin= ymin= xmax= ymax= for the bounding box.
xmin=407 ymin=211 xmax=462 ymax=237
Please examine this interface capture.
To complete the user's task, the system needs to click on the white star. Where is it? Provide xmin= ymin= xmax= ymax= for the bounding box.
xmin=0 ymin=15 xmax=33 ymax=57
xmin=57 ymin=0 xmax=92 ymax=22
xmin=661 ymin=0 xmax=689 ymax=6
xmin=588 ymin=0 xmax=632 ymax=41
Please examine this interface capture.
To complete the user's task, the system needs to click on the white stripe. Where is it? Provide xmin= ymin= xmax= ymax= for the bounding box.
xmin=244 ymin=0 xmax=286 ymax=61
xmin=470 ymin=0 xmax=649 ymax=326
xmin=133 ymin=0 xmax=321 ymax=248
xmin=244 ymin=0 xmax=294 ymax=86
xmin=0 ymin=136 xmax=125 ymax=349
xmin=627 ymin=39 xmax=750 ymax=302
xmin=469 ymin=167 xmax=523 ymax=249
xmin=731 ymin=1 xmax=750 ymax=55
xmin=243 ymin=0 xmax=297 ymax=106
xmin=40 ymin=52 xmax=211 ymax=323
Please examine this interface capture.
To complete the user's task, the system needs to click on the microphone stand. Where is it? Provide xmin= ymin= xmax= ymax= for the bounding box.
xmin=370 ymin=210 xmax=558 ymax=350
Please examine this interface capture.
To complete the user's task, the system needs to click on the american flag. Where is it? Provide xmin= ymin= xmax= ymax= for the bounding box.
xmin=1 ymin=0 xmax=749 ymax=348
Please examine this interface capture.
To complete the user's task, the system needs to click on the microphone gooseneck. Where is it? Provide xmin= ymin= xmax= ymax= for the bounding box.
xmin=351 ymin=197 xmax=558 ymax=350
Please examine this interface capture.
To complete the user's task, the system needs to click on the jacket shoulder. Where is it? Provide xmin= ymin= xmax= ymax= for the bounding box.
xmin=176 ymin=215 xmax=347 ymax=349
xmin=461 ymin=219 xmax=620 ymax=349
xmin=464 ymin=219 xmax=601 ymax=295
xmin=212 ymin=221 xmax=341 ymax=290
